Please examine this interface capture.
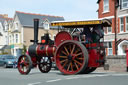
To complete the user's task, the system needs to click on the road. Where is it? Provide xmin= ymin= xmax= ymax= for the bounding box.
xmin=0 ymin=68 xmax=128 ymax=85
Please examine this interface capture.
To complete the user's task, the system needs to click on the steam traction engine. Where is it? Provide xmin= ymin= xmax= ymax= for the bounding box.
xmin=17 ymin=19 xmax=111 ymax=75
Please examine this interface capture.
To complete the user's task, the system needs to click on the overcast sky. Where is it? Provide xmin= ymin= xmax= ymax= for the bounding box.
xmin=0 ymin=0 xmax=98 ymax=20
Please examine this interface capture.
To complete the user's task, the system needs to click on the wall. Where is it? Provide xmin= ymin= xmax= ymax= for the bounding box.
xmin=106 ymin=55 xmax=126 ymax=71
xmin=98 ymin=0 xmax=115 ymax=18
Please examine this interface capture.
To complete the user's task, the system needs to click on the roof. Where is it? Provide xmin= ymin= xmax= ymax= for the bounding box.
xmin=0 ymin=16 xmax=13 ymax=27
xmin=51 ymin=19 xmax=111 ymax=28
xmin=16 ymin=11 xmax=65 ymax=28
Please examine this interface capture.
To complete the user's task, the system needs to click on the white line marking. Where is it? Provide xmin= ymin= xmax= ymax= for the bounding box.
xmin=46 ymin=79 xmax=62 ymax=83
xmin=28 ymin=82 xmax=41 ymax=85
xmin=112 ymin=74 xmax=128 ymax=76
xmin=66 ymin=77 xmax=79 ymax=79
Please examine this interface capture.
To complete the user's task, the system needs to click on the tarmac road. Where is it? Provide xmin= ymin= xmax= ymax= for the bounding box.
xmin=0 ymin=68 xmax=128 ymax=85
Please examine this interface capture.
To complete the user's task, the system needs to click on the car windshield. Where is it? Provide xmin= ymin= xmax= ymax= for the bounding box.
xmin=4 ymin=55 xmax=15 ymax=59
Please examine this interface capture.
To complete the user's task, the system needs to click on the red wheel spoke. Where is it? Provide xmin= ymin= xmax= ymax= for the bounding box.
xmin=71 ymin=45 xmax=75 ymax=55
xmin=24 ymin=62 xmax=29 ymax=66
xmin=67 ymin=62 xmax=71 ymax=71
xmin=77 ymin=58 xmax=84 ymax=60
xmin=75 ymin=52 xmax=83 ymax=57
xmin=74 ymin=49 xmax=80 ymax=54
xmin=62 ymin=51 xmax=68 ymax=56
xmin=70 ymin=62 xmax=73 ymax=71
xmin=74 ymin=62 xmax=79 ymax=70
xmin=64 ymin=46 xmax=69 ymax=55
xmin=74 ymin=60 xmax=82 ymax=66
xmin=59 ymin=56 xmax=67 ymax=58
xmin=62 ymin=60 xmax=68 ymax=68
xmin=60 ymin=59 xmax=68 ymax=64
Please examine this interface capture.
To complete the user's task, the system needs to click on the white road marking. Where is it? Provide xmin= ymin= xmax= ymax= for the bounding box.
xmin=112 ymin=74 xmax=128 ymax=76
xmin=28 ymin=82 xmax=41 ymax=85
xmin=46 ymin=79 xmax=62 ymax=83
xmin=66 ymin=77 xmax=79 ymax=79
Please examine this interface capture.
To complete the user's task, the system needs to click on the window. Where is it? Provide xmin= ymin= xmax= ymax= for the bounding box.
xmin=43 ymin=22 xmax=49 ymax=30
xmin=12 ymin=34 xmax=14 ymax=44
xmin=9 ymin=35 xmax=11 ymax=44
xmin=120 ymin=17 xmax=124 ymax=32
xmin=108 ymin=42 xmax=113 ymax=55
xmin=126 ymin=17 xmax=128 ymax=31
xmin=15 ymin=22 xmax=18 ymax=30
xmin=122 ymin=0 xmax=128 ymax=9
xmin=15 ymin=34 xmax=19 ymax=43
xmin=107 ymin=27 xmax=112 ymax=33
xmin=103 ymin=0 xmax=109 ymax=12
xmin=5 ymin=36 xmax=8 ymax=45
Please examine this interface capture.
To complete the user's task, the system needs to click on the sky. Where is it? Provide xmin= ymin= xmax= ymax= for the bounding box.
xmin=0 ymin=0 xmax=98 ymax=21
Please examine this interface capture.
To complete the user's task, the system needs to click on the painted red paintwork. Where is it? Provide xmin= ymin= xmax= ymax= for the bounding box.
xmin=36 ymin=45 xmax=56 ymax=57
xmin=55 ymin=31 xmax=72 ymax=46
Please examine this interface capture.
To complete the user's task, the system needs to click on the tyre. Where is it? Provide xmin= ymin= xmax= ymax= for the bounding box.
xmin=55 ymin=40 xmax=89 ymax=75
xmin=38 ymin=57 xmax=52 ymax=73
xmin=17 ymin=54 xmax=32 ymax=75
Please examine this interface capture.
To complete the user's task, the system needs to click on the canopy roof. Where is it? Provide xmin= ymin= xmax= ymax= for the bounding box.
xmin=51 ymin=19 xmax=111 ymax=28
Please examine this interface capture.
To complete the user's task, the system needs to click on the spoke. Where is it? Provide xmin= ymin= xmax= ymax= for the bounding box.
xmin=74 ymin=62 xmax=79 ymax=70
xmin=67 ymin=62 xmax=71 ymax=71
xmin=62 ymin=51 xmax=68 ymax=56
xmin=64 ymin=46 xmax=69 ymax=55
xmin=24 ymin=62 xmax=29 ymax=66
xmin=71 ymin=44 xmax=75 ymax=55
xmin=70 ymin=62 xmax=73 ymax=71
xmin=60 ymin=59 xmax=68 ymax=64
xmin=74 ymin=60 xmax=82 ymax=66
xmin=75 ymin=52 xmax=83 ymax=57
xmin=23 ymin=66 xmax=24 ymax=72
xmin=77 ymin=58 xmax=84 ymax=60
xmin=59 ymin=56 xmax=67 ymax=58
xmin=74 ymin=49 xmax=80 ymax=54
xmin=62 ymin=60 xmax=68 ymax=68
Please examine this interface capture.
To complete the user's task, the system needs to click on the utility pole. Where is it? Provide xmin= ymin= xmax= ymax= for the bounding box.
xmin=114 ymin=0 xmax=119 ymax=55
xmin=114 ymin=0 xmax=117 ymax=55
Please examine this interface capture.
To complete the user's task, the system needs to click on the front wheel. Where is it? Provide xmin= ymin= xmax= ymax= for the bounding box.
xmin=4 ymin=63 xmax=7 ymax=68
xmin=17 ymin=54 xmax=32 ymax=75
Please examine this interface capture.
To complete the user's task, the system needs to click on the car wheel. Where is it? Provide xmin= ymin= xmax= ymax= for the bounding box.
xmin=4 ymin=64 xmax=7 ymax=68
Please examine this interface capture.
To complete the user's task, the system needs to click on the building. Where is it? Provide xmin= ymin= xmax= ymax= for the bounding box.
xmin=9 ymin=11 xmax=64 ymax=56
xmin=97 ymin=0 xmax=128 ymax=56
xmin=0 ymin=14 xmax=13 ymax=54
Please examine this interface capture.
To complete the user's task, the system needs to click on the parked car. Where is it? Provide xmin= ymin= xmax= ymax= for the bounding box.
xmin=0 ymin=55 xmax=17 ymax=68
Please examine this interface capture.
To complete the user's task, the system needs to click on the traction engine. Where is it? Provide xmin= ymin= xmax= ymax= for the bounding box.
xmin=17 ymin=19 xmax=111 ymax=75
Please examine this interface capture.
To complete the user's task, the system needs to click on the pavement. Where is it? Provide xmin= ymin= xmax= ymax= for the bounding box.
xmin=95 ymin=66 xmax=128 ymax=73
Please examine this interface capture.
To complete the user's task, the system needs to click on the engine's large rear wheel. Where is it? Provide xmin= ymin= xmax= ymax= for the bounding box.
xmin=81 ymin=67 xmax=97 ymax=74
xmin=17 ymin=54 xmax=32 ymax=75
xmin=55 ymin=40 xmax=89 ymax=75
